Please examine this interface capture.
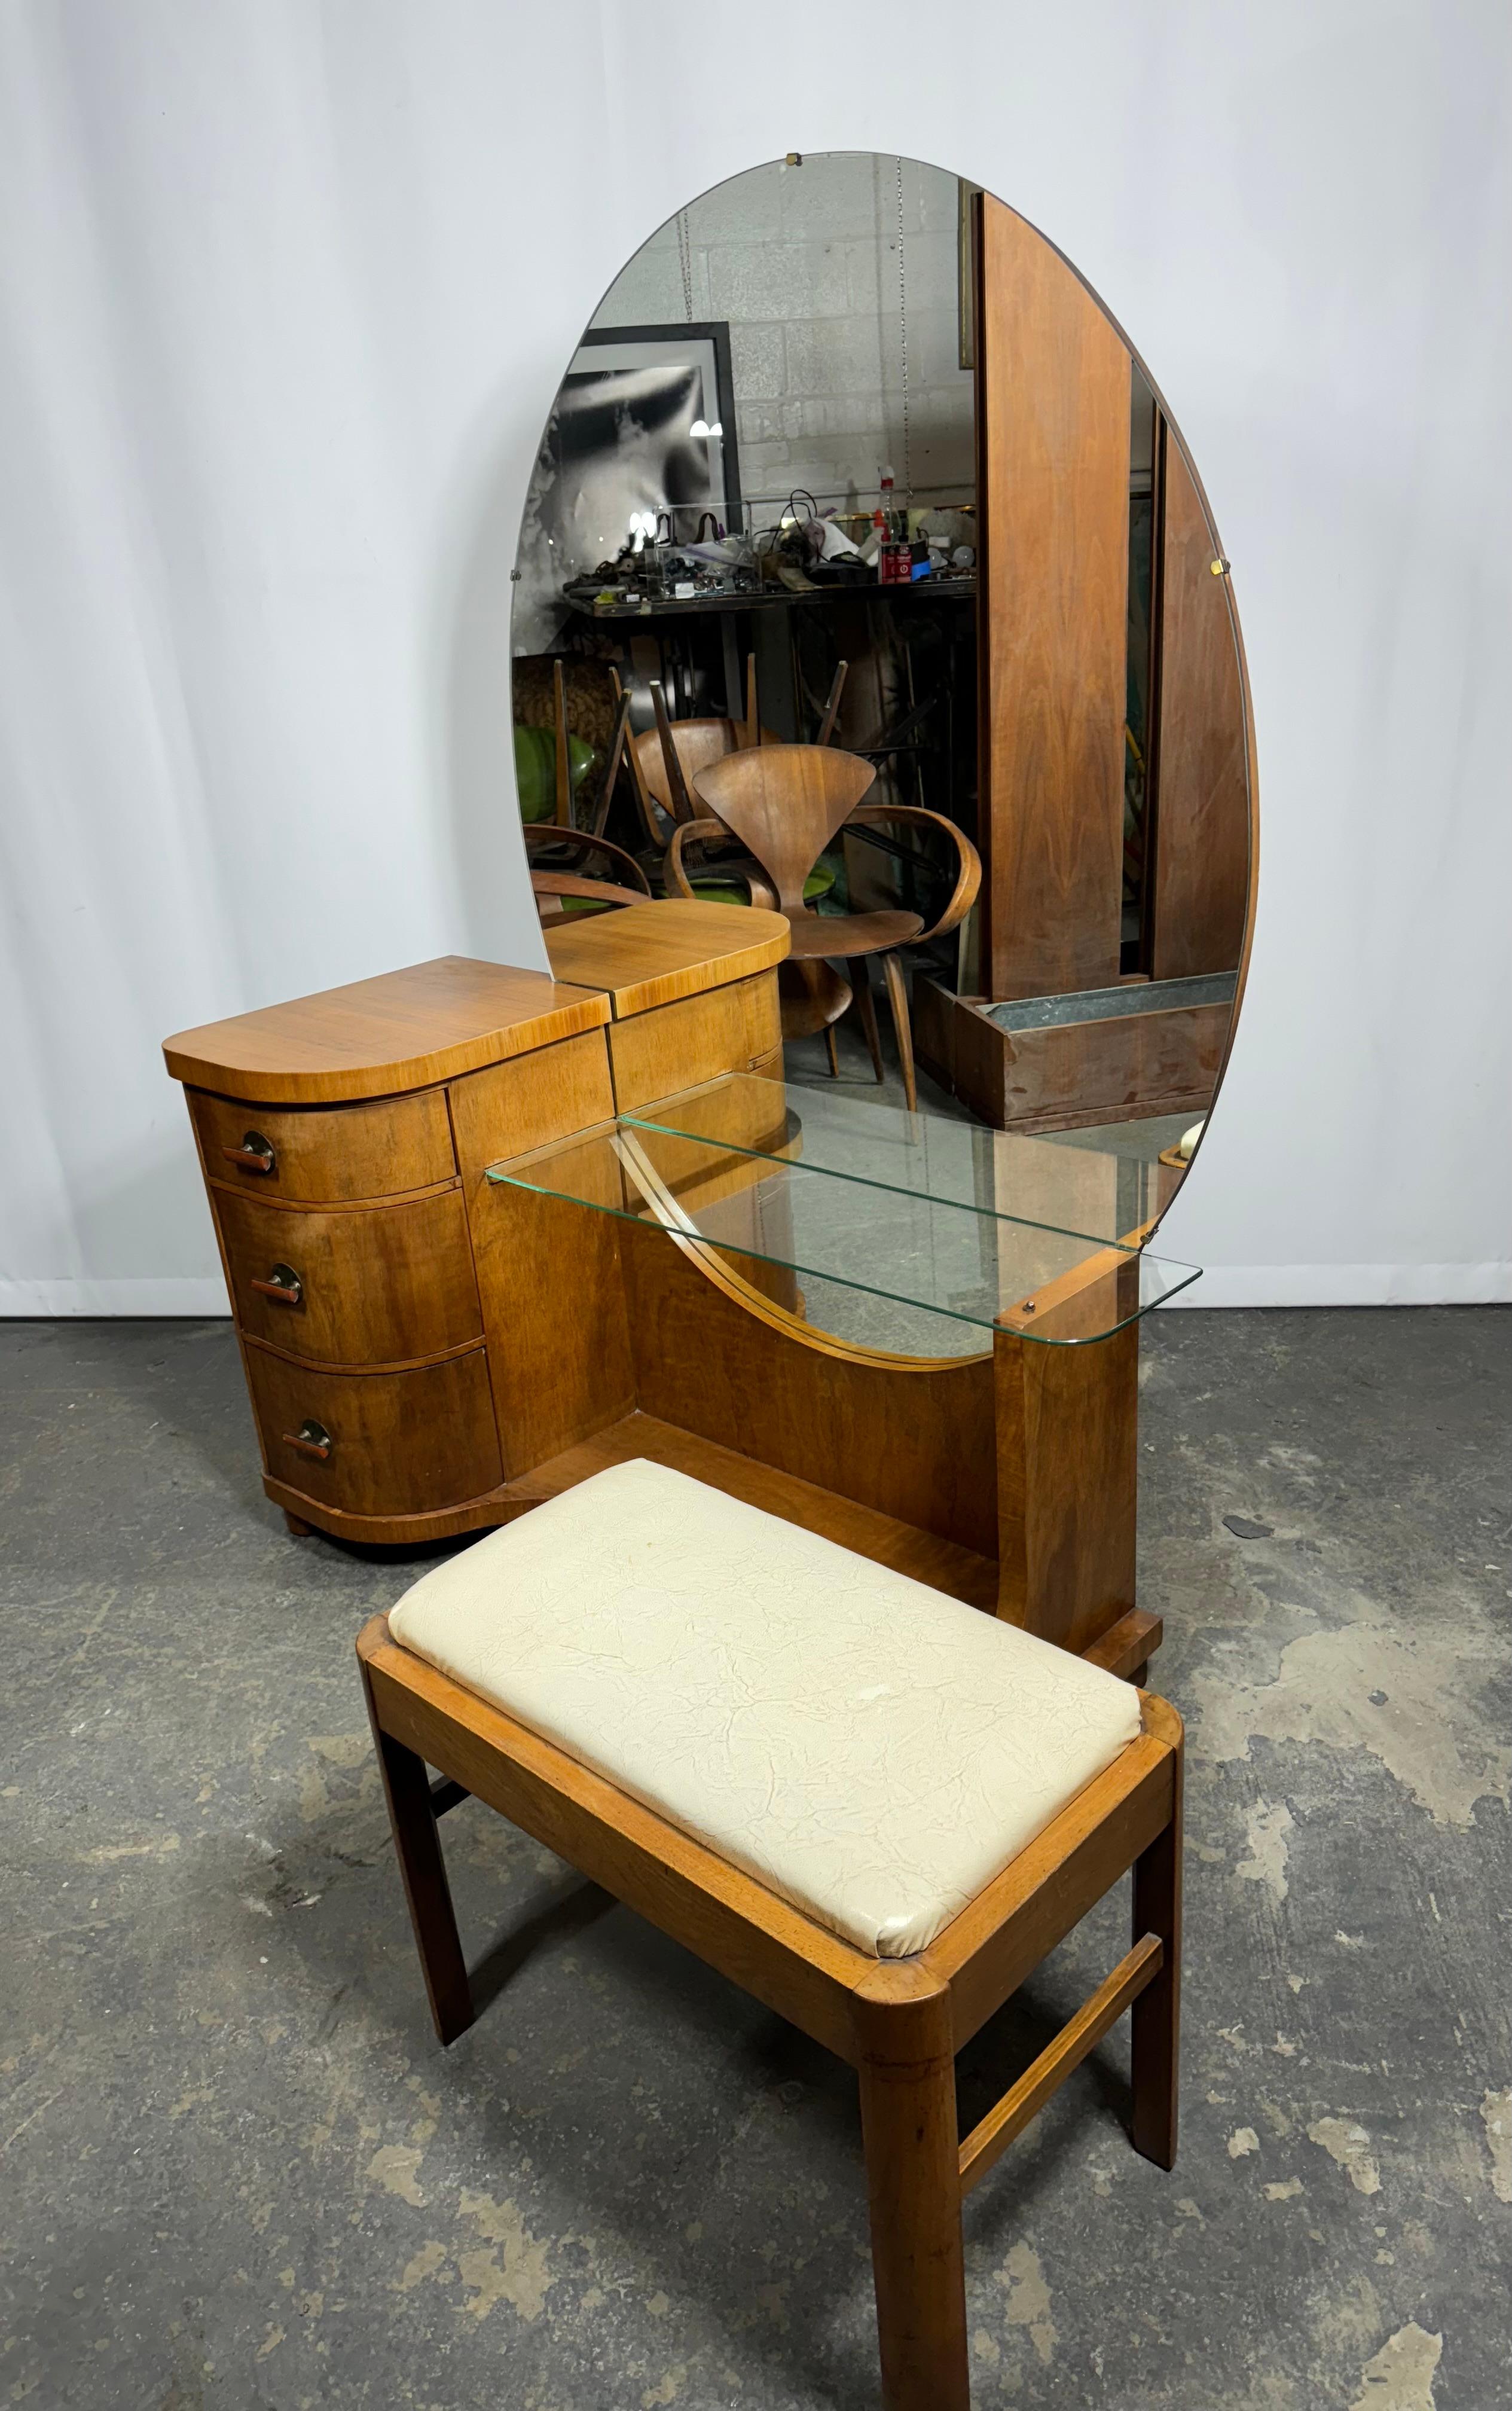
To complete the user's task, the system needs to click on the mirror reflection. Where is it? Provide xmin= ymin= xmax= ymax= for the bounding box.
xmin=512 ymin=151 xmax=1253 ymax=1223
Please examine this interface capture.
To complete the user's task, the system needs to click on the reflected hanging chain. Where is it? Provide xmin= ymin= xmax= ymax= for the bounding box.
xmin=895 ymin=157 xmax=912 ymax=505
xmin=677 ymin=210 xmax=694 ymax=323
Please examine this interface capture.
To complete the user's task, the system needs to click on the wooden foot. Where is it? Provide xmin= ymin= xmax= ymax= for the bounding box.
xmin=1131 ymin=1742 xmax=1183 ymax=2168
xmin=852 ymin=960 xmax=885 ymax=1082
xmin=857 ymin=1984 xmax=969 ymax=2410
xmin=824 ymin=1024 xmax=840 ymax=1077
xmin=361 ymin=1665 xmax=474 ymax=2045
xmin=282 ymin=1508 xmax=313 ymax=1537
xmin=880 ymin=952 xmax=917 ymax=1113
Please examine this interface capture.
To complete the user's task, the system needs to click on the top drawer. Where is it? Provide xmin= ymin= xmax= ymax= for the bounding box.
xmin=190 ymin=1087 xmax=455 ymax=1205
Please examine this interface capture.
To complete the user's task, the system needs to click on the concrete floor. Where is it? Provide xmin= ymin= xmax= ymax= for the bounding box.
xmin=3 ymin=1289 xmax=1510 ymax=2403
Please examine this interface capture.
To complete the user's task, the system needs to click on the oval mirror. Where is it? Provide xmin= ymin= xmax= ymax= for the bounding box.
xmin=512 ymin=151 xmax=1255 ymax=1247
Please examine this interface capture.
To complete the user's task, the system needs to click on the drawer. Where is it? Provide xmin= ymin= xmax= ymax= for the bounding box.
xmin=218 ymin=1188 xmax=482 ymax=1365
xmin=607 ymin=972 xmax=783 ymax=1110
xmin=246 ymin=1346 xmax=502 ymax=1518
xmin=190 ymin=1087 xmax=454 ymax=1204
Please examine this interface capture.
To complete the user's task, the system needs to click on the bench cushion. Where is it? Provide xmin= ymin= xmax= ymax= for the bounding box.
xmin=387 ymin=1458 xmax=1143 ymax=1957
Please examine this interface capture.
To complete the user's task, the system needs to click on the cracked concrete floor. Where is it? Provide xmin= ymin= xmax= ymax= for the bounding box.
xmin=1 ymin=1307 xmax=1508 ymax=2409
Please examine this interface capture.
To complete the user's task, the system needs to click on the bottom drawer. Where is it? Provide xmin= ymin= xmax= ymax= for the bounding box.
xmin=245 ymin=1345 xmax=503 ymax=1518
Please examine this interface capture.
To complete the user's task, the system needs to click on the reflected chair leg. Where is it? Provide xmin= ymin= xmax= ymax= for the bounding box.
xmin=1131 ymin=1741 xmax=1183 ymax=2168
xmin=851 ymin=960 xmax=885 ymax=1083
xmin=361 ymin=1667 xmax=474 ymax=2046
xmin=880 ymin=952 xmax=918 ymax=1113
xmin=824 ymin=1024 xmax=840 ymax=1076
xmin=857 ymin=1988 xmax=969 ymax=2411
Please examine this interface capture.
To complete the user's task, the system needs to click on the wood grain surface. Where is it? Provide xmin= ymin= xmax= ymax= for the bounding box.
xmin=164 ymin=956 xmax=609 ymax=1104
xmin=606 ymin=973 xmax=783 ymax=1110
xmin=1150 ymin=428 xmax=1250 ymax=979
xmin=619 ymin=1216 xmax=1000 ymax=1560
xmin=450 ymin=1033 xmax=635 ymax=1479
xmin=994 ymin=1318 xmax=1138 ymax=1651
xmin=948 ymin=993 xmax=1228 ymax=1134
xmin=543 ymin=899 xmax=789 ymax=1016
xmin=190 ymin=1085 xmax=456 ymax=1204
xmin=975 ymin=193 xmax=1131 ymax=1001
xmin=217 ymin=1185 xmax=482 ymax=1366
xmin=245 ymin=1343 xmax=502 ymax=1516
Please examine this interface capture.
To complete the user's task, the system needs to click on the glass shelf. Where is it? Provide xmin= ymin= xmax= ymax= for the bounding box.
xmin=621 ymin=1075 xmax=1171 ymax=1248
xmin=487 ymin=1076 xmax=1199 ymax=1355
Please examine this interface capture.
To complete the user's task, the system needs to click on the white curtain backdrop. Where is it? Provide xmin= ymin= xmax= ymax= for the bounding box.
xmin=1 ymin=0 xmax=1508 ymax=1314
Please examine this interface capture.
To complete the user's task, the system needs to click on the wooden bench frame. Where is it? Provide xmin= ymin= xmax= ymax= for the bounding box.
xmin=358 ymin=1613 xmax=1182 ymax=2410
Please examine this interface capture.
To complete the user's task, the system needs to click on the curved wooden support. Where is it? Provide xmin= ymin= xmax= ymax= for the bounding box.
xmin=845 ymin=804 xmax=983 ymax=943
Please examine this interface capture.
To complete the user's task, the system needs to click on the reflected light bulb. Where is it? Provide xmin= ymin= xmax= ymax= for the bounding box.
xmin=689 ymin=418 xmax=710 ymax=440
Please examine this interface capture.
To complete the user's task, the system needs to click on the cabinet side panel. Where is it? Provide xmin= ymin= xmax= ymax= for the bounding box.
xmin=450 ymin=1034 xmax=635 ymax=1477
xmin=995 ymin=1322 xmax=1138 ymax=1649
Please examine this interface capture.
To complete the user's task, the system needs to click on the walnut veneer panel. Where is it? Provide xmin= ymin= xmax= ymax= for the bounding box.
xmin=1150 ymin=434 xmax=1250 ymax=979
xmin=608 ymin=974 xmax=783 ymax=1110
xmin=619 ymin=1216 xmax=998 ymax=1561
xmin=451 ymin=1033 xmax=635 ymax=1480
xmin=190 ymin=1087 xmax=455 ymax=1205
xmin=975 ymin=194 xmax=1131 ymax=1001
xmin=543 ymin=900 xmax=789 ymax=1016
xmin=245 ymin=1345 xmax=502 ymax=1517
xmin=995 ymin=1321 xmax=1138 ymax=1653
xmin=218 ymin=1186 xmax=481 ymax=1366
xmin=164 ymin=956 xmax=609 ymax=1104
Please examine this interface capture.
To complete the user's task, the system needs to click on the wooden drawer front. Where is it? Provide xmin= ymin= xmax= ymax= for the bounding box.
xmin=448 ymin=1030 xmax=615 ymax=1182
xmin=608 ymin=972 xmax=783 ymax=1110
xmin=218 ymin=1189 xmax=481 ymax=1365
xmin=246 ymin=1347 xmax=502 ymax=1517
xmin=191 ymin=1087 xmax=454 ymax=1204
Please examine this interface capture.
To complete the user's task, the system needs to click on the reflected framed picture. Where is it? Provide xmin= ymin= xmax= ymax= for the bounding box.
xmin=551 ymin=322 xmax=744 ymax=572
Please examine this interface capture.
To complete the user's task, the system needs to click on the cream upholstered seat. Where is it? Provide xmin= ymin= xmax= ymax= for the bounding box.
xmin=387 ymin=1459 xmax=1143 ymax=1958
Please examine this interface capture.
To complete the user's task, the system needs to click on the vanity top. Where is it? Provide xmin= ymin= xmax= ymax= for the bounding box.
xmin=163 ymin=955 xmax=610 ymax=1104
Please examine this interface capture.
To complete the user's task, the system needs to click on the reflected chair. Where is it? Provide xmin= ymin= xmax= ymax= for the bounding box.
xmin=628 ymin=657 xmax=848 ymax=847
xmin=523 ymin=826 xmax=650 ymax=923
xmin=679 ymin=744 xmax=981 ymax=1112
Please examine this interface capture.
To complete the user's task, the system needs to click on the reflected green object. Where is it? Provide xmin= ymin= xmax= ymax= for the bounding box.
xmin=690 ymin=865 xmax=835 ymax=908
xmin=514 ymin=725 xmax=598 ymax=824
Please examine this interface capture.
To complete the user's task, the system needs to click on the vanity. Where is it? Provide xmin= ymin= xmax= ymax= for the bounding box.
xmin=165 ymin=899 xmax=1191 ymax=1678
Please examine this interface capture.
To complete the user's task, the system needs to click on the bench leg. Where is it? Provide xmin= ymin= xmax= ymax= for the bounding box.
xmin=361 ymin=1667 xmax=474 ymax=2046
xmin=1131 ymin=1742 xmax=1183 ymax=2168
xmin=857 ymin=1988 xmax=969 ymax=2411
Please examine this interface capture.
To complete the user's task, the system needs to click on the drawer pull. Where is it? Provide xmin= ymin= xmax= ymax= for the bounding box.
xmin=250 ymin=1263 xmax=303 ymax=1307
xmin=282 ymin=1418 xmax=332 ymax=1461
xmin=222 ymin=1131 xmax=276 ymax=1175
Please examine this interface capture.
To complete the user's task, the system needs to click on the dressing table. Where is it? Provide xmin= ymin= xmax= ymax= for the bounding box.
xmin=164 ymin=899 xmax=1193 ymax=1677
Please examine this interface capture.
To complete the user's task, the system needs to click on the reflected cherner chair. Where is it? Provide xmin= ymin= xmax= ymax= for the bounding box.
xmin=676 ymin=743 xmax=981 ymax=1112
xmin=523 ymin=826 xmax=650 ymax=921
xmin=358 ymin=1457 xmax=1182 ymax=2411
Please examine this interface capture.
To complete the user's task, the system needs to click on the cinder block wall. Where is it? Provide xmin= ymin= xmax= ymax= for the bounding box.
xmin=590 ymin=153 xmax=975 ymax=527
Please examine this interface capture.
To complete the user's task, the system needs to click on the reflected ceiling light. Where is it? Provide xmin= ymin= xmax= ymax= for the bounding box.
xmin=689 ymin=419 xmax=723 ymax=441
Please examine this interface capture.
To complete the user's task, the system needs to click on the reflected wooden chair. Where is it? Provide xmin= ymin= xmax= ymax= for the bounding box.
xmin=356 ymin=1457 xmax=1182 ymax=2411
xmin=627 ymin=657 xmax=848 ymax=848
xmin=523 ymin=826 xmax=650 ymax=923
xmin=679 ymin=744 xmax=981 ymax=1112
